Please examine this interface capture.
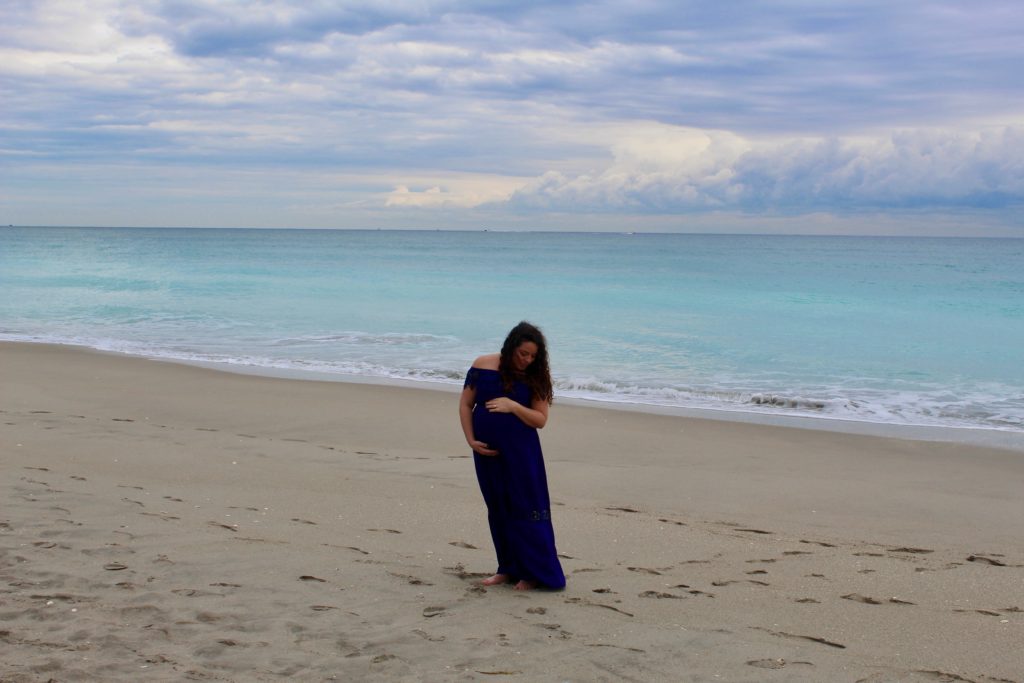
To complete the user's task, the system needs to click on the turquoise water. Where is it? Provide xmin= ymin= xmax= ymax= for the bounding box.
xmin=2 ymin=226 xmax=1022 ymax=433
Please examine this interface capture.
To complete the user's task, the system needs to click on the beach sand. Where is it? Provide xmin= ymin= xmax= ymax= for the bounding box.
xmin=1 ymin=341 xmax=1022 ymax=682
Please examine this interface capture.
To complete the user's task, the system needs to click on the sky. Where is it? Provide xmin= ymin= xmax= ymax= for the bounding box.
xmin=2 ymin=1 xmax=1023 ymax=235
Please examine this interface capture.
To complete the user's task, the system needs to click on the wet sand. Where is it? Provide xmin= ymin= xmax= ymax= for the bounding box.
xmin=1 ymin=341 xmax=1022 ymax=682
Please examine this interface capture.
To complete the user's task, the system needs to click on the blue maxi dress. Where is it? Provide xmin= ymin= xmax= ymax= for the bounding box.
xmin=465 ymin=367 xmax=566 ymax=589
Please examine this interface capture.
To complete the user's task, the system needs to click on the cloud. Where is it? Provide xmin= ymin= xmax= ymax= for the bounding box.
xmin=504 ymin=123 xmax=1024 ymax=213
xmin=384 ymin=173 xmax=523 ymax=208
xmin=2 ymin=1 xmax=1024 ymax=233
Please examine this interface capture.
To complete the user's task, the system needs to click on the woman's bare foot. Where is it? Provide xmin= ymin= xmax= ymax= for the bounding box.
xmin=513 ymin=579 xmax=539 ymax=591
xmin=481 ymin=573 xmax=510 ymax=586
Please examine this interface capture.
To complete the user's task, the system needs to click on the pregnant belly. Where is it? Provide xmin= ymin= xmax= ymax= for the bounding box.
xmin=472 ymin=408 xmax=515 ymax=446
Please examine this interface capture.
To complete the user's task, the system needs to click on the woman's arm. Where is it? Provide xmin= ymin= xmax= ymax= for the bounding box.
xmin=484 ymin=396 xmax=550 ymax=429
xmin=459 ymin=385 xmax=499 ymax=456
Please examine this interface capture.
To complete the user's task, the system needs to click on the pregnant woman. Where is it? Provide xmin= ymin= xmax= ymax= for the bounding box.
xmin=458 ymin=321 xmax=566 ymax=590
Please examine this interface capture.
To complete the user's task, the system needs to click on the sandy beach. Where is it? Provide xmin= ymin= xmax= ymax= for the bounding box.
xmin=1 ymin=341 xmax=1022 ymax=682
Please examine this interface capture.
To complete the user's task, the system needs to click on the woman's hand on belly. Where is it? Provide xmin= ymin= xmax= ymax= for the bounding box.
xmin=469 ymin=439 xmax=499 ymax=456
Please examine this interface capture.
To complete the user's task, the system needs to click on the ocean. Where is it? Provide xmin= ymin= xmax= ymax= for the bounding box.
xmin=2 ymin=226 xmax=1022 ymax=440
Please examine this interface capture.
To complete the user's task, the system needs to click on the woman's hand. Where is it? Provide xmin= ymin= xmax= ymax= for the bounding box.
xmin=486 ymin=395 xmax=550 ymax=429
xmin=468 ymin=439 xmax=499 ymax=457
xmin=485 ymin=397 xmax=517 ymax=413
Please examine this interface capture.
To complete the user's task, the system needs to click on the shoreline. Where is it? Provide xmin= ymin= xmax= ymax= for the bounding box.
xmin=8 ymin=339 xmax=1024 ymax=452
xmin=2 ymin=340 xmax=1022 ymax=680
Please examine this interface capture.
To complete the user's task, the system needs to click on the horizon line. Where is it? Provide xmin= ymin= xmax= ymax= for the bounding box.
xmin=4 ymin=224 xmax=1022 ymax=240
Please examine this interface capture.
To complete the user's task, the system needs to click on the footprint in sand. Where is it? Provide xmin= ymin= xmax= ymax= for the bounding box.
xmin=639 ymin=590 xmax=685 ymax=599
xmin=577 ymin=600 xmax=633 ymax=617
xmin=443 ymin=563 xmax=490 ymax=581
xmin=321 ymin=543 xmax=369 ymax=555
xmin=954 ymin=608 xmax=1004 ymax=616
xmin=627 ymin=566 xmax=663 ymax=575
xmin=140 ymin=512 xmax=180 ymax=521
xmin=747 ymin=659 xmax=786 ymax=670
xmin=388 ymin=571 xmax=433 ymax=586
xmin=448 ymin=540 xmax=476 ymax=548
xmin=423 ymin=605 xmax=447 ymax=618
xmin=412 ymin=628 xmax=445 ymax=642
xmin=536 ymin=623 xmax=572 ymax=639
xmin=712 ymin=579 xmax=770 ymax=587
xmin=748 ymin=659 xmax=814 ymax=670
xmin=967 ymin=554 xmax=1008 ymax=566
xmin=368 ymin=528 xmax=402 ymax=534
xmin=586 ymin=643 xmax=646 ymax=654
xmin=172 ymin=588 xmax=222 ymax=597
xmin=753 ymin=627 xmax=846 ymax=649
xmin=291 ymin=518 xmax=317 ymax=525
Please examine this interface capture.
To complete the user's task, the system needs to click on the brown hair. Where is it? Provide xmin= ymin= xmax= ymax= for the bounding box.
xmin=499 ymin=321 xmax=553 ymax=404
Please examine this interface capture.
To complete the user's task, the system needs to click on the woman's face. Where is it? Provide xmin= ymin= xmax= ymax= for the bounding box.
xmin=512 ymin=341 xmax=539 ymax=372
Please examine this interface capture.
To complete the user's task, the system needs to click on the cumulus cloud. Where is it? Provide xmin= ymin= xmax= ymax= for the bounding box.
xmin=384 ymin=174 xmax=523 ymax=208
xmin=505 ymin=123 xmax=1024 ymax=213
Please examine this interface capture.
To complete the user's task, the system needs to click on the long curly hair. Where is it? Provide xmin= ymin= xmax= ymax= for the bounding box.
xmin=499 ymin=321 xmax=553 ymax=404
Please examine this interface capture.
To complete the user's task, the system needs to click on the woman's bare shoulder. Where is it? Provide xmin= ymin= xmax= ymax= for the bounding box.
xmin=472 ymin=353 xmax=500 ymax=370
